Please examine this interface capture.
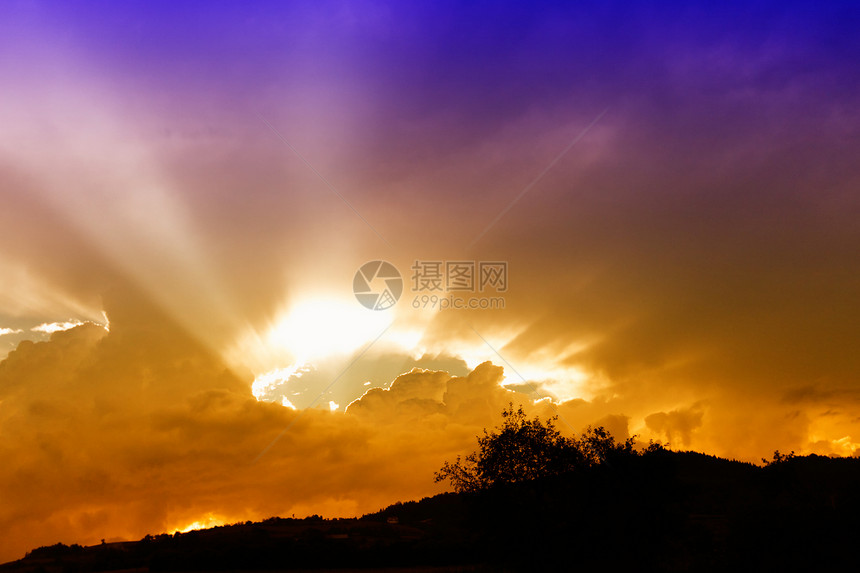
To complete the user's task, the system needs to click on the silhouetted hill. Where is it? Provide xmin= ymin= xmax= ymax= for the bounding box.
xmin=3 ymin=451 xmax=859 ymax=572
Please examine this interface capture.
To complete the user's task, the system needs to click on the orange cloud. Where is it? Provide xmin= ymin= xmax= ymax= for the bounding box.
xmin=0 ymin=296 xmax=531 ymax=562
xmin=4 ymin=279 xmax=860 ymax=565
xmin=644 ymin=404 xmax=705 ymax=448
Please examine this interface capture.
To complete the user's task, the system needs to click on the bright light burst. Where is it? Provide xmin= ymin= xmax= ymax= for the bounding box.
xmin=268 ymin=297 xmax=392 ymax=363
xmin=174 ymin=513 xmax=226 ymax=533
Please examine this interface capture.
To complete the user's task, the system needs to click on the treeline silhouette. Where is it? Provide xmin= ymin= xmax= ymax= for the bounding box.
xmin=5 ymin=406 xmax=860 ymax=572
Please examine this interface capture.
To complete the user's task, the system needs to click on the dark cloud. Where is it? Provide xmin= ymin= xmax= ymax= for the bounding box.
xmin=645 ymin=405 xmax=705 ymax=448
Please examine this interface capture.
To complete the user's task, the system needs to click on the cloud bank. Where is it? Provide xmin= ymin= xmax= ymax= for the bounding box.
xmin=3 ymin=289 xmax=858 ymax=563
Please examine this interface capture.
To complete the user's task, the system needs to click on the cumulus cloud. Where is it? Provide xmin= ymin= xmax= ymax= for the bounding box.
xmin=0 ymin=295 xmax=545 ymax=562
xmin=0 ymin=328 xmax=22 ymax=336
xmin=254 ymin=353 xmax=471 ymax=411
xmin=347 ymin=361 xmax=521 ymax=425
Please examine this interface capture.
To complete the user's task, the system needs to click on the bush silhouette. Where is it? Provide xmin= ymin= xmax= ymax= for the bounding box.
xmin=435 ymin=403 xmax=638 ymax=492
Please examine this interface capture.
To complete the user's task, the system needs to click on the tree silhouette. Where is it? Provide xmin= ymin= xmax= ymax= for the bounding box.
xmin=577 ymin=425 xmax=637 ymax=466
xmin=762 ymin=449 xmax=796 ymax=466
xmin=435 ymin=404 xmax=638 ymax=492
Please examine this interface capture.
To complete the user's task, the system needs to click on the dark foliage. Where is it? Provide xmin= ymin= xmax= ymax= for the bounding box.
xmin=434 ymin=403 xmax=639 ymax=492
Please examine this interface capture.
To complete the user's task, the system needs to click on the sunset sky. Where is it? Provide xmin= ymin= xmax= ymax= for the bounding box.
xmin=1 ymin=0 xmax=859 ymax=562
